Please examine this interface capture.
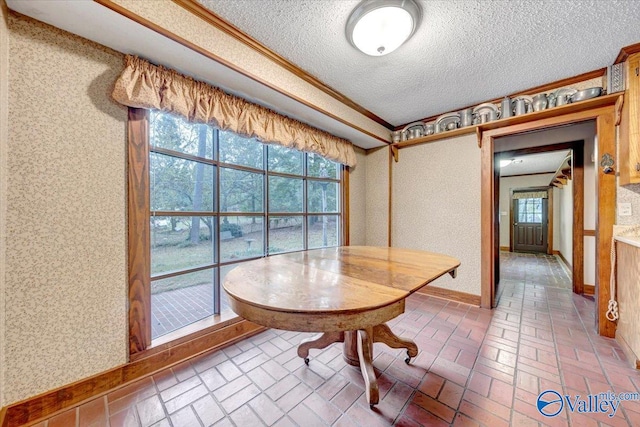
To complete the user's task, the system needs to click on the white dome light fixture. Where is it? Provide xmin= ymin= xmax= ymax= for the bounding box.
xmin=346 ymin=0 xmax=422 ymax=56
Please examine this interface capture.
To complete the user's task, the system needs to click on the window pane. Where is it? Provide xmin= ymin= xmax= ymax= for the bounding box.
xmin=220 ymin=216 xmax=265 ymax=262
xmin=307 ymin=181 xmax=339 ymax=213
xmin=151 ymin=216 xmax=216 ymax=276
xmin=220 ymin=168 xmax=264 ymax=213
xmin=269 ymin=216 xmax=303 ymax=254
xmin=151 ymin=268 xmax=216 ymax=339
xmin=307 ymin=153 xmax=339 ymax=179
xmin=269 ymin=176 xmax=303 ymax=213
xmin=308 ymin=215 xmax=339 ymax=249
xmin=151 ymin=153 xmax=215 ymax=212
xmin=268 ymin=145 xmax=303 ymax=175
xmin=517 ymin=198 xmax=543 ymax=223
xmin=219 ymin=131 xmax=263 ymax=169
xmin=150 ymin=111 xmax=213 ymax=159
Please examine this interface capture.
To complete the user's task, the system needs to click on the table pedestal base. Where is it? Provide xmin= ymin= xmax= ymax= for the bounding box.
xmin=297 ymin=324 xmax=418 ymax=407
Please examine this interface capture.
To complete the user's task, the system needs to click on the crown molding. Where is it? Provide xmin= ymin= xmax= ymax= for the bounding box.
xmin=615 ymin=42 xmax=640 ymax=64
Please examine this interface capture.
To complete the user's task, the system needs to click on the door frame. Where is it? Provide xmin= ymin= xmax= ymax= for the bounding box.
xmin=480 ymin=102 xmax=618 ymax=337
xmin=509 ymin=186 xmax=552 ymax=254
xmin=498 ymin=142 xmax=584 ymax=293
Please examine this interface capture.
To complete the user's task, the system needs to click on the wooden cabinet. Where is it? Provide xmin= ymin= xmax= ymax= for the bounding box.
xmin=615 ymin=238 xmax=640 ymax=368
xmin=620 ymin=53 xmax=640 ymax=185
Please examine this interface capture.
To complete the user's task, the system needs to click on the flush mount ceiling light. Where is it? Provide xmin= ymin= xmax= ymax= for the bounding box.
xmin=346 ymin=0 xmax=422 ymax=56
xmin=499 ymin=159 xmax=513 ymax=168
xmin=500 ymin=159 xmax=523 ymax=168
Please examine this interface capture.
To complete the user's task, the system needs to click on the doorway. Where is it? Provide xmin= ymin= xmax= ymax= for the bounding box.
xmin=494 ymin=140 xmax=585 ymax=304
xmin=512 ymin=191 xmax=548 ymax=253
xmin=480 ymin=102 xmax=618 ymax=338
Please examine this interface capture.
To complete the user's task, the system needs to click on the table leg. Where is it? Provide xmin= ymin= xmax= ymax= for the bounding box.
xmin=342 ymin=323 xmax=419 ymax=407
xmin=297 ymin=331 xmax=344 ymax=365
xmin=357 ymin=328 xmax=379 ymax=407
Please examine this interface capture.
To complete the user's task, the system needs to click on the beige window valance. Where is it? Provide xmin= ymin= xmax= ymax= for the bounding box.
xmin=513 ymin=191 xmax=548 ymax=199
xmin=112 ymin=55 xmax=357 ymax=167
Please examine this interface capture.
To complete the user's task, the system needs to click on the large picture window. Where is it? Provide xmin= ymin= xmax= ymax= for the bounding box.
xmin=140 ymin=110 xmax=344 ymax=344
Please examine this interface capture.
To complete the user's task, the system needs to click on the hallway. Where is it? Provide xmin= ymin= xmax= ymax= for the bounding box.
xmin=35 ymin=254 xmax=639 ymax=427
xmin=500 ymin=251 xmax=572 ymax=290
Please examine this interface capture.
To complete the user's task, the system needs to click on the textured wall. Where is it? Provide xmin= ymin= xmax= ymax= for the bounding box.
xmin=391 ymin=134 xmax=481 ymax=296
xmin=617 ymin=184 xmax=640 ymax=225
xmin=4 ymin=13 xmax=127 ymax=404
xmin=348 ymin=148 xmax=367 ymax=246
xmin=558 ymin=179 xmax=574 ymax=266
xmin=498 ymin=174 xmax=555 ymax=248
xmin=365 ymin=147 xmax=389 ymax=247
xmin=0 ymin=0 xmax=9 ymax=408
xmin=552 ymin=188 xmax=560 ymax=250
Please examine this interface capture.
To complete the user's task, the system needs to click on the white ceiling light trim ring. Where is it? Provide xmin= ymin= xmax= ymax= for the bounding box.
xmin=346 ymin=0 xmax=422 ymax=56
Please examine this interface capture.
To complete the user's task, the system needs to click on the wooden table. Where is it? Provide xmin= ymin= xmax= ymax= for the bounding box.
xmin=222 ymin=246 xmax=460 ymax=406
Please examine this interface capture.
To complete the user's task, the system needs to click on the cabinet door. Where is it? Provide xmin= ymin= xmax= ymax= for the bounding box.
xmin=620 ymin=54 xmax=640 ymax=185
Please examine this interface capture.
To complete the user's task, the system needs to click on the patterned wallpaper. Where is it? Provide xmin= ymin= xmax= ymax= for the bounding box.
xmin=365 ymin=147 xmax=389 ymax=247
xmin=1 ymin=0 xmax=10 ymax=408
xmin=348 ymin=148 xmax=367 ymax=246
xmin=3 ymin=12 xmax=127 ymax=404
xmin=391 ymin=134 xmax=482 ymax=296
xmin=617 ymin=184 xmax=640 ymax=226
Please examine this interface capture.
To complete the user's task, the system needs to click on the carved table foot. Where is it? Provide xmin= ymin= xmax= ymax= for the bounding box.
xmin=297 ymin=331 xmax=344 ymax=365
xmin=372 ymin=324 xmax=418 ymax=364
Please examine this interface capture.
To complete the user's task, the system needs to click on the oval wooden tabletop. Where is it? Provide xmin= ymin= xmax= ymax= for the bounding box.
xmin=223 ymin=246 xmax=460 ymax=316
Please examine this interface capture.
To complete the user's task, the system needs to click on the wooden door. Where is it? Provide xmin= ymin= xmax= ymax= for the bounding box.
xmin=512 ymin=197 xmax=548 ymax=253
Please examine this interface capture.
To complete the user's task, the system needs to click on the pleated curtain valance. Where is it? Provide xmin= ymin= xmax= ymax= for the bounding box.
xmin=112 ymin=55 xmax=357 ymax=167
xmin=512 ymin=191 xmax=548 ymax=199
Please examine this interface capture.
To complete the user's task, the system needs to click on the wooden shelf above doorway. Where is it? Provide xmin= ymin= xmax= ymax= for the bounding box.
xmin=391 ymin=93 xmax=622 ymax=156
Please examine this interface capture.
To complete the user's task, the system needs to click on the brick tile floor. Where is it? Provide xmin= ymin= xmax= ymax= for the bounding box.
xmin=35 ymin=253 xmax=640 ymax=426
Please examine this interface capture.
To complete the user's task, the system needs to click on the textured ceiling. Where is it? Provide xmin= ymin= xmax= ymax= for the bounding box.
xmin=500 ymin=150 xmax=569 ymax=177
xmin=199 ymin=0 xmax=640 ymax=127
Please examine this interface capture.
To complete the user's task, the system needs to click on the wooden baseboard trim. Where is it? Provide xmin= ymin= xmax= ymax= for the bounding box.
xmin=616 ymin=333 xmax=640 ymax=370
xmin=499 ymin=246 xmax=510 ymax=252
xmin=556 ymin=251 xmax=571 ymax=269
xmin=417 ymin=285 xmax=481 ymax=306
xmin=583 ymin=284 xmax=595 ymax=295
xmin=2 ymin=319 xmax=264 ymax=427
xmin=0 ymin=406 xmax=7 ymax=427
